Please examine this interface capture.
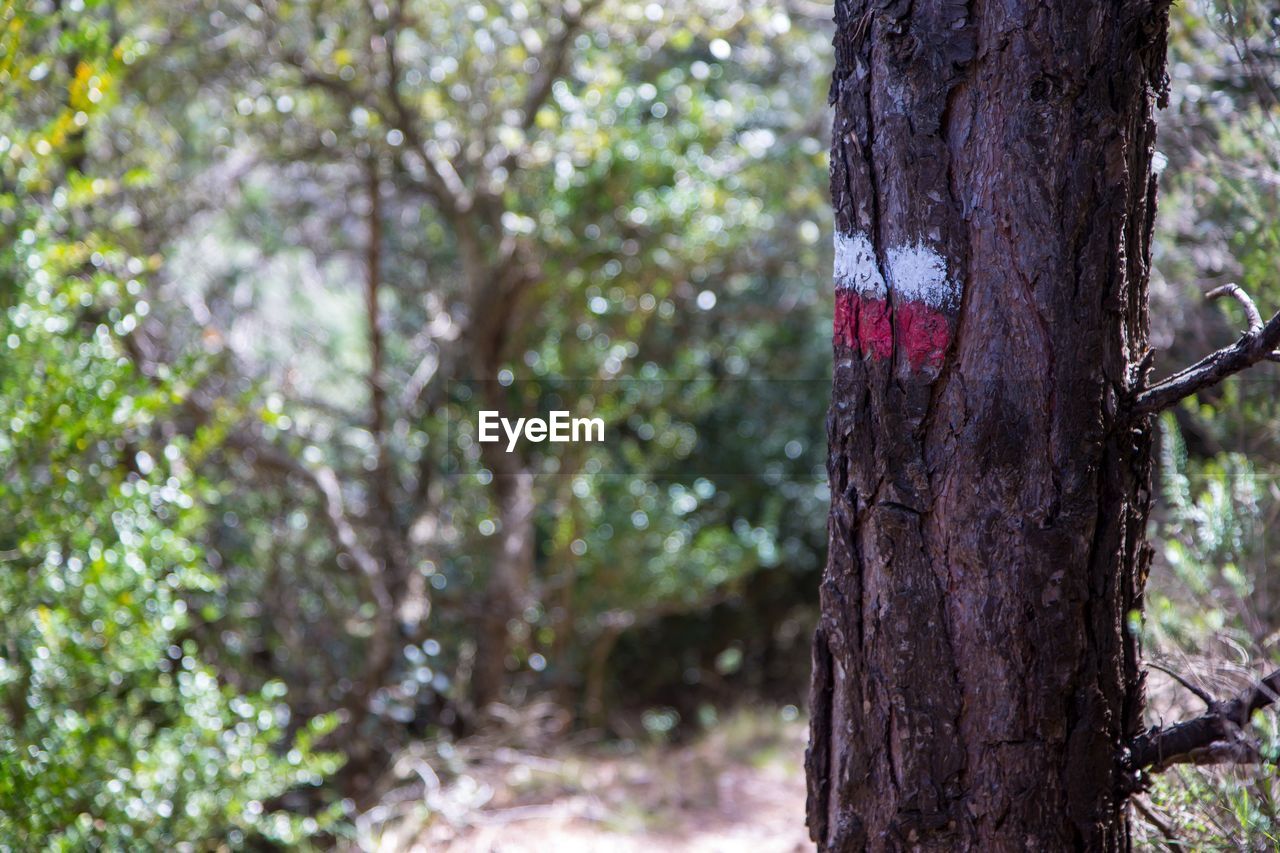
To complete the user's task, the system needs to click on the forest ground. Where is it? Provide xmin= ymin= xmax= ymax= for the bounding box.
xmin=351 ymin=707 xmax=810 ymax=852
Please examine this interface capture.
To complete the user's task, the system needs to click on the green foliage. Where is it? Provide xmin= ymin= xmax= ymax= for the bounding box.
xmin=1141 ymin=422 xmax=1280 ymax=849
xmin=1123 ymin=1 xmax=1280 ymax=845
xmin=1156 ymin=414 xmax=1260 ymax=610
xmin=20 ymin=0 xmax=1280 ymax=847
xmin=0 ymin=2 xmax=337 ymax=846
xmin=89 ymin=0 xmax=833 ymax=730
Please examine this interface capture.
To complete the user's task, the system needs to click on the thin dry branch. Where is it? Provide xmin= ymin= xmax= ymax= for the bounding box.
xmin=786 ymin=0 xmax=836 ymax=22
xmin=1132 ymin=797 xmax=1181 ymax=852
xmin=376 ymin=4 xmax=472 ymax=216
xmin=1207 ymin=283 xmax=1262 ymax=334
xmin=1147 ymin=660 xmax=1214 ymax=707
xmin=283 ymin=39 xmax=470 ymax=218
xmin=1125 ymin=668 xmax=1280 ymax=772
xmin=1132 ymin=284 xmax=1280 ymax=415
xmin=487 ymin=0 xmax=606 ymax=178
xmin=225 ymin=430 xmax=391 ymax=613
xmin=518 ymin=0 xmax=605 ymax=132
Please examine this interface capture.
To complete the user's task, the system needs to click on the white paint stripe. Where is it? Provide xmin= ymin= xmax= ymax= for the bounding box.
xmin=886 ymin=242 xmax=959 ymax=310
xmin=834 ymin=231 xmax=960 ymax=310
xmin=833 ymin=231 xmax=886 ymax=299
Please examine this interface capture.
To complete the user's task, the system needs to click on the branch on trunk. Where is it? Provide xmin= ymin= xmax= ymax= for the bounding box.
xmin=1125 ymin=667 xmax=1280 ymax=772
xmin=376 ymin=3 xmax=472 ymax=217
xmin=785 ymin=0 xmax=838 ymax=22
xmin=518 ymin=0 xmax=604 ymax=132
xmin=487 ymin=0 xmax=605 ymax=177
xmin=225 ymin=430 xmax=392 ymax=614
xmin=1132 ymin=284 xmax=1280 ymax=415
xmin=283 ymin=43 xmax=470 ymax=218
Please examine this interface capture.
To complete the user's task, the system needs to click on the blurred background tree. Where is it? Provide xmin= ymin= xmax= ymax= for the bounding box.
xmin=3 ymin=0 xmax=1280 ymax=847
xmin=6 ymin=0 xmax=835 ymax=821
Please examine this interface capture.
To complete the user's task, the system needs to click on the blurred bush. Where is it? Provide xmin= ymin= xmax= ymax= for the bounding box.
xmin=0 ymin=6 xmax=338 ymax=847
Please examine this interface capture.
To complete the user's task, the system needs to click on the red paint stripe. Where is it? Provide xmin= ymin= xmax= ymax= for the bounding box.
xmin=896 ymin=301 xmax=950 ymax=370
xmin=859 ymin=297 xmax=893 ymax=361
xmin=834 ymin=290 xmax=858 ymax=349
xmin=834 ymin=292 xmax=950 ymax=370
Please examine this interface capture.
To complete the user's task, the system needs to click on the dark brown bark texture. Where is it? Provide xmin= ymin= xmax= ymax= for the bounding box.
xmin=807 ymin=2 xmax=1171 ymax=850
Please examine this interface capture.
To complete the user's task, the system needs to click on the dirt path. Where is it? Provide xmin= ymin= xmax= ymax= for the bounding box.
xmin=443 ymin=754 xmax=808 ymax=853
xmin=356 ymin=710 xmax=810 ymax=852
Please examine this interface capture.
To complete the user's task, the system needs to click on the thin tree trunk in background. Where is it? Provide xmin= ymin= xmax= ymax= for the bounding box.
xmin=366 ymin=161 xmax=391 ymax=563
xmin=364 ymin=160 xmax=406 ymax=605
xmin=807 ymin=2 xmax=1170 ymax=849
xmin=354 ymin=159 xmax=398 ymax=724
xmin=331 ymin=160 xmax=402 ymax=796
xmin=584 ymin=621 xmax=625 ymax=729
xmin=468 ymin=366 xmax=537 ymax=701
xmin=472 ymin=433 xmax=537 ymax=711
xmin=547 ymin=504 xmax=581 ymax=712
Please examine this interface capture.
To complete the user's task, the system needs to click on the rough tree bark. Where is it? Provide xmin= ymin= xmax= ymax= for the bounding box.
xmin=807 ymin=2 xmax=1172 ymax=849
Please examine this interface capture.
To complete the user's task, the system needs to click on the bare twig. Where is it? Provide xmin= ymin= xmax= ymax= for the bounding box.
xmin=1132 ymin=797 xmax=1183 ymax=851
xmin=225 ymin=430 xmax=391 ymax=612
xmin=375 ymin=2 xmax=472 ymax=216
xmin=1132 ymin=285 xmax=1280 ymax=415
xmin=518 ymin=0 xmax=605 ymax=132
xmin=1207 ymin=283 xmax=1262 ymax=334
xmin=283 ymin=40 xmax=470 ymax=218
xmin=1147 ymin=660 xmax=1215 ymax=707
xmin=1125 ymin=668 xmax=1280 ymax=771
xmin=786 ymin=0 xmax=836 ymax=22
xmin=487 ymin=0 xmax=606 ymax=177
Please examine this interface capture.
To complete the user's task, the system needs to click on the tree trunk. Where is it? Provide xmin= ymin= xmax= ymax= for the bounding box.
xmin=352 ymin=157 xmax=398 ymax=718
xmin=471 ymin=436 xmax=536 ymax=712
xmin=807 ymin=2 xmax=1170 ymax=850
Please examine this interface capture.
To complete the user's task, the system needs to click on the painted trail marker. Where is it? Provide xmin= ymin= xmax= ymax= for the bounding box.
xmin=833 ymin=232 xmax=958 ymax=371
